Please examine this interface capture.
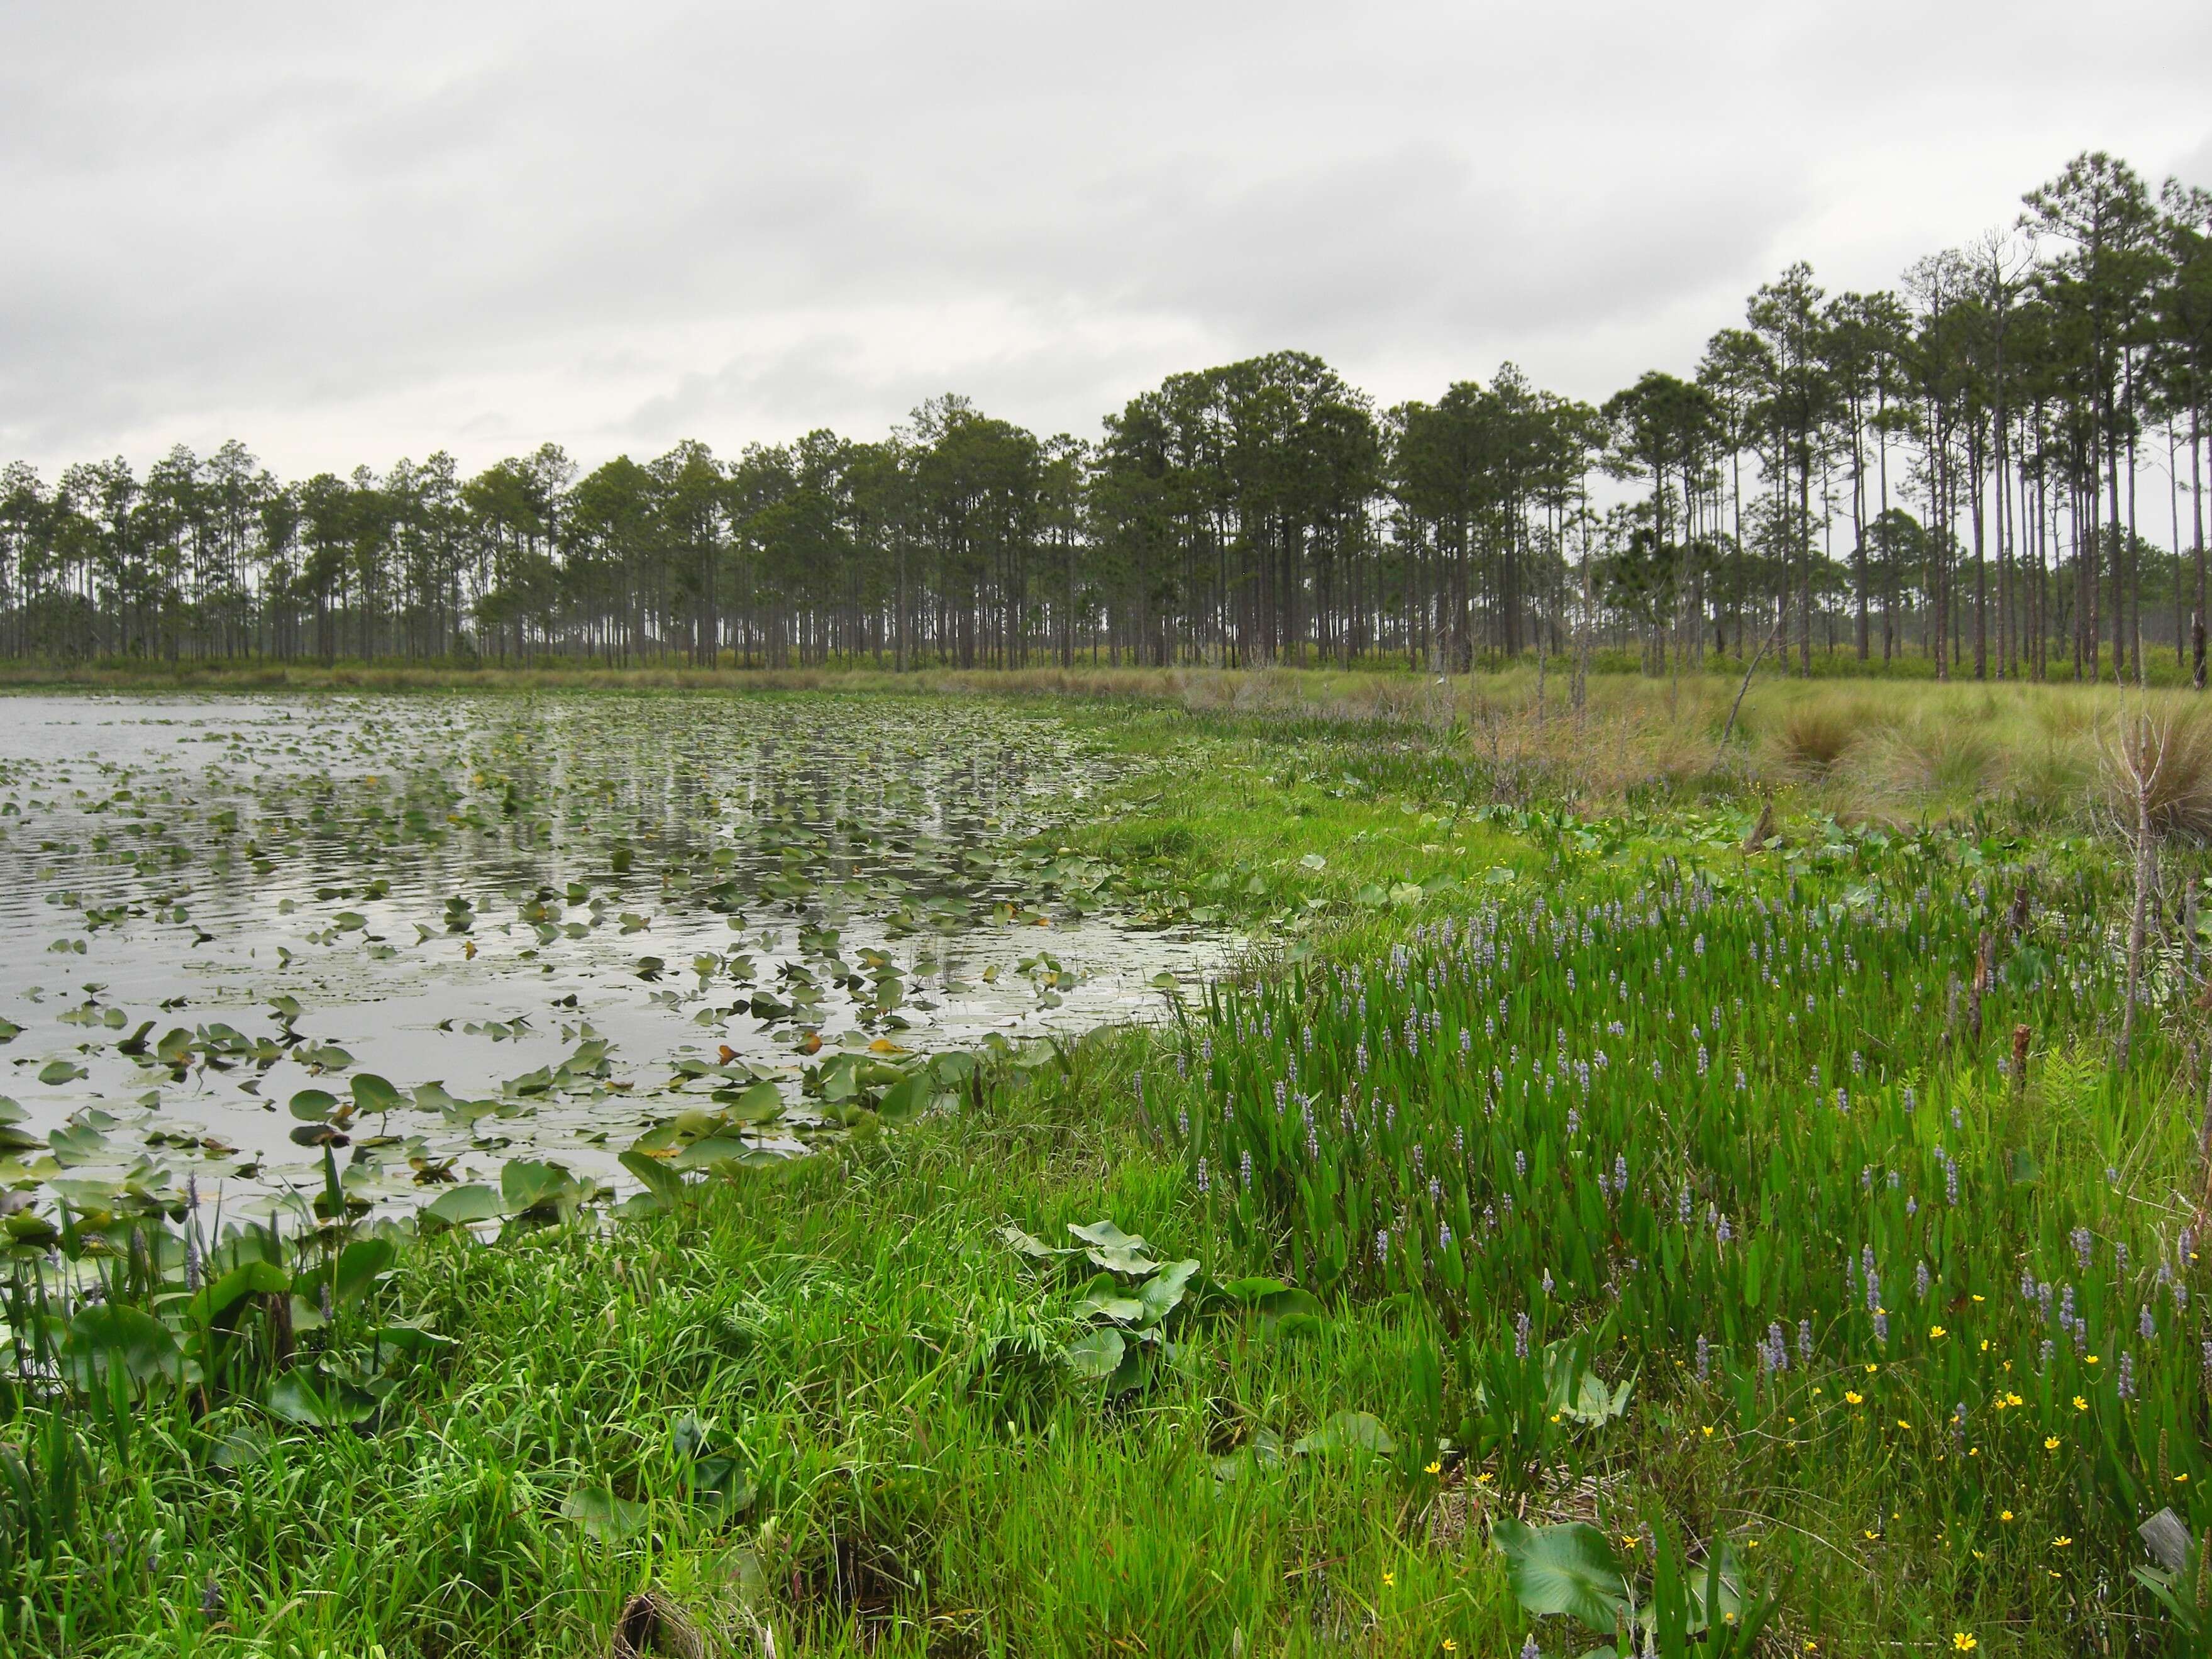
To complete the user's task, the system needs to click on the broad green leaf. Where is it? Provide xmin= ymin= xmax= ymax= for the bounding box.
xmin=187 ymin=1258 xmax=290 ymax=1324
xmin=1064 ymin=1328 xmax=1126 ymax=1380
xmin=724 ymin=1079 xmax=785 ymax=1123
xmin=1492 ymin=1518 xmax=1628 ymax=1633
xmin=499 ymin=1158 xmax=572 ymax=1214
xmin=421 ymin=1184 xmax=504 ymax=1228
xmin=1068 ymin=1218 xmax=1156 ymax=1275
xmin=875 ymin=1072 xmax=930 ymax=1124
xmin=331 ymin=1236 xmax=397 ymax=1305
xmin=1073 ymin=1272 xmax=1147 ymax=1324
xmin=1000 ymin=1224 xmax=1066 ymax=1259
xmin=563 ymin=1482 xmax=649 ymax=1540
xmin=1293 ymin=1409 xmax=1395 ymax=1458
xmin=670 ymin=1134 xmax=756 ymax=1170
xmin=619 ymin=1146 xmax=688 ymax=1207
xmin=370 ymin=1320 xmax=453 ymax=1353
xmin=351 ymin=1074 xmax=402 ymax=1114
xmin=411 ymin=1080 xmax=460 ymax=1113
xmin=265 ymin=1370 xmax=379 ymax=1427
xmin=47 ymin=1121 xmax=111 ymax=1165
xmin=62 ymin=1303 xmax=183 ymax=1391
xmin=288 ymin=1088 xmax=340 ymax=1122
xmin=1138 ymin=1258 xmax=1200 ymax=1324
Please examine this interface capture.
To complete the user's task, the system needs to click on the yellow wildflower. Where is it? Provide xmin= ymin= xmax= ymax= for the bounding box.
xmin=1845 ymin=1390 xmax=1864 ymax=1404
xmin=1930 ymin=1324 xmax=1947 ymax=1339
xmin=1424 ymin=1460 xmax=1442 ymax=1475
xmin=1954 ymin=1634 xmax=1978 ymax=1651
xmin=2073 ymin=1395 xmax=2089 ymax=1411
xmin=2045 ymin=1436 xmax=2061 ymax=1450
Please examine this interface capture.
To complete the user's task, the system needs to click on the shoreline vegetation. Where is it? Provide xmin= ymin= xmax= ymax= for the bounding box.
xmin=8 ymin=660 xmax=2207 ymax=838
xmin=8 ymin=677 xmax=2212 ymax=1654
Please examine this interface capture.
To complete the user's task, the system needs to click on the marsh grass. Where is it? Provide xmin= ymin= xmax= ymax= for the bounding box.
xmin=10 ymin=653 xmax=2208 ymax=836
xmin=11 ymin=679 xmax=2212 ymax=1656
xmin=1 ymin=1036 xmax=1529 ymax=1658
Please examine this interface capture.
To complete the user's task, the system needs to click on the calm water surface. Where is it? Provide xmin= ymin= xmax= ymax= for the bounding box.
xmin=0 ymin=692 xmax=1233 ymax=1225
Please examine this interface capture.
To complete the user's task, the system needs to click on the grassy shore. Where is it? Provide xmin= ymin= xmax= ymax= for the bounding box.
xmin=6 ymin=654 xmax=2203 ymax=831
xmin=7 ymin=680 xmax=2211 ymax=1655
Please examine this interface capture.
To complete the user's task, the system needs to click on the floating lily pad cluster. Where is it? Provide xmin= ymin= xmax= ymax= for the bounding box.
xmin=0 ymin=693 xmax=1232 ymax=1241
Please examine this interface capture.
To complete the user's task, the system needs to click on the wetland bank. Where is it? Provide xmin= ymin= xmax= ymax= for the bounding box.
xmin=4 ymin=674 xmax=2212 ymax=1658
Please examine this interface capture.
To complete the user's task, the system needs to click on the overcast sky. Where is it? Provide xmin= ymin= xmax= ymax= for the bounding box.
xmin=4 ymin=1 xmax=2209 ymax=480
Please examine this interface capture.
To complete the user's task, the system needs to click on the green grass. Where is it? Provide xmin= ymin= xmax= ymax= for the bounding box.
xmin=9 ymin=681 xmax=2212 ymax=1655
xmin=4 ymin=1035 xmax=1529 ymax=1657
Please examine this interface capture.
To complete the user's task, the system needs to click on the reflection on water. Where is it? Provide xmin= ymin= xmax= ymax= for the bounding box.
xmin=0 ymin=692 xmax=1235 ymax=1222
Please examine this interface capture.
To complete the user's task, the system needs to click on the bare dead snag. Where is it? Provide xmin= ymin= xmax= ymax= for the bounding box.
xmin=1742 ymin=799 xmax=1775 ymax=855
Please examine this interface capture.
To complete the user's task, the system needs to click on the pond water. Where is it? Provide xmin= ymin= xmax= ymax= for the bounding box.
xmin=0 ymin=692 xmax=1235 ymax=1229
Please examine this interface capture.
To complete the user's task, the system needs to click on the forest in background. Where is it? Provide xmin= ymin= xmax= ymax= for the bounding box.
xmin=3 ymin=152 xmax=2208 ymax=684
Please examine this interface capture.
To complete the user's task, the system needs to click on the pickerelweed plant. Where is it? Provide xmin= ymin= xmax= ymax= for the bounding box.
xmin=1166 ymin=830 xmax=2212 ymax=1632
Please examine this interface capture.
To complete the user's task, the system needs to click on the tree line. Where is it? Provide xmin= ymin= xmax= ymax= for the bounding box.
xmin=3 ymin=152 xmax=2207 ymax=682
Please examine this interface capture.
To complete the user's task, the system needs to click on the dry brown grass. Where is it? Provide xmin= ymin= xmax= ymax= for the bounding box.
xmin=12 ymin=655 xmax=2208 ymax=832
xmin=1756 ymin=699 xmax=1871 ymax=779
xmin=2099 ymin=705 xmax=2212 ymax=845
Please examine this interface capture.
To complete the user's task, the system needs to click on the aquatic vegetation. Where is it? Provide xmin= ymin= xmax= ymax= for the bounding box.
xmin=1150 ymin=813 xmax=2212 ymax=1644
xmin=1 ymin=682 xmax=2207 ymax=1653
xmin=0 ymin=692 xmax=1228 ymax=1235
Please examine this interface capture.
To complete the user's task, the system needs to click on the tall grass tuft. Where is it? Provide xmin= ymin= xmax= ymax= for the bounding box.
xmin=1754 ymin=695 xmax=1874 ymax=780
xmin=2100 ymin=706 xmax=2212 ymax=845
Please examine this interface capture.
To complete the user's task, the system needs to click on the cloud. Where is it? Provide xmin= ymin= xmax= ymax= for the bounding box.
xmin=3 ymin=0 xmax=2209 ymax=475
